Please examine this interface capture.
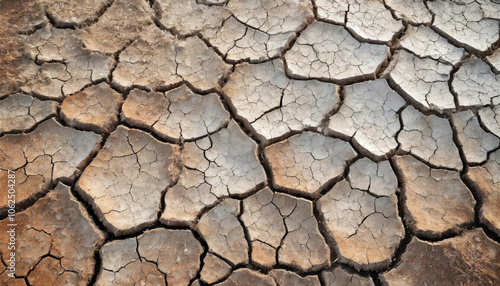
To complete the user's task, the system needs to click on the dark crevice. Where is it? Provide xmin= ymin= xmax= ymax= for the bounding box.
xmin=383 ymin=157 xmax=413 ymax=272
xmin=312 ymin=202 xmax=337 ymax=273
xmin=88 ymin=246 xmax=103 ymax=285
xmin=448 ymin=54 xmax=472 ymax=112
xmin=371 ymin=271 xmax=384 ymax=286
xmin=283 ymin=58 xmax=382 ymax=87
xmin=462 ymin=174 xmax=500 ymax=244
xmin=188 ymin=228 xmax=210 ymax=285
xmin=318 ymin=85 xmax=344 ymax=133
xmin=448 ymin=117 xmax=469 ymax=174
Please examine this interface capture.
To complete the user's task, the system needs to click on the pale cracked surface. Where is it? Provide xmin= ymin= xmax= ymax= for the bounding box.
xmin=196 ymin=199 xmax=249 ymax=266
xmin=321 ymin=267 xmax=375 ymax=286
xmin=327 ymin=79 xmax=405 ymax=159
xmin=394 ymin=155 xmax=476 ymax=239
xmin=428 ymin=0 xmax=500 ymax=52
xmin=487 ymin=49 xmax=500 ymax=72
xmin=61 ymin=82 xmax=123 ymax=133
xmin=3 ymin=0 xmax=500 ymax=284
xmin=0 ymin=93 xmax=57 ymax=133
xmin=223 ymin=59 xmax=338 ymax=142
xmin=161 ymin=121 xmax=266 ymax=225
xmin=452 ymin=56 xmax=500 ymax=107
xmin=37 ymin=0 xmax=110 ymax=27
xmin=0 ymin=183 xmax=104 ymax=285
xmin=385 ymin=0 xmax=432 ymax=24
xmin=22 ymin=27 xmax=115 ymax=98
xmin=97 ymin=228 xmax=203 ymax=286
xmin=452 ymin=110 xmax=499 ymax=164
xmin=344 ymin=0 xmax=403 ymax=42
xmin=217 ymin=269 xmax=276 ymax=286
xmin=0 ymin=118 xmax=101 ymax=215
xmin=82 ymin=0 xmax=154 ymax=54
xmin=97 ymin=238 xmax=165 ymax=286
xmin=277 ymin=195 xmax=331 ymax=272
xmin=227 ymin=0 xmax=313 ymax=35
xmin=284 ymin=21 xmax=388 ymax=81
xmin=112 ymin=26 xmax=231 ymax=92
xmin=241 ymin=187 xmax=331 ymax=271
xmin=479 ymin=105 xmax=500 ymax=138
xmin=217 ymin=190 xmax=331 ymax=273
xmin=398 ymin=106 xmax=462 ymax=171
xmin=217 ymin=268 xmax=322 ymax=286
xmin=122 ymin=85 xmax=230 ymax=140
xmin=76 ymin=125 xmax=182 ymax=235
xmin=384 ymin=50 xmax=455 ymax=113
xmin=156 ymin=1 xmax=296 ymax=63
xmin=265 ymin=132 xmax=357 ymax=197
xmin=269 ymin=269 xmax=321 ymax=286
xmin=398 ymin=25 xmax=465 ymax=65
xmin=200 ymin=253 xmax=232 ymax=284
xmin=466 ymin=150 xmax=500 ymax=236
xmin=316 ymin=0 xmax=404 ymax=42
xmin=317 ymin=158 xmax=404 ymax=271
xmin=381 ymin=229 xmax=500 ymax=285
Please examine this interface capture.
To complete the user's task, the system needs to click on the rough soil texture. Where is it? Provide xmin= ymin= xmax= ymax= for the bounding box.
xmin=1 ymin=0 xmax=500 ymax=285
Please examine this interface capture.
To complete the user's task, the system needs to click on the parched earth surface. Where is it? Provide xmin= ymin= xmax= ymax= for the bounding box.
xmin=1 ymin=0 xmax=500 ymax=285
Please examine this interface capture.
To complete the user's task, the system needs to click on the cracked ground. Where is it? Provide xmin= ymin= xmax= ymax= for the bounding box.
xmin=0 ymin=0 xmax=500 ymax=285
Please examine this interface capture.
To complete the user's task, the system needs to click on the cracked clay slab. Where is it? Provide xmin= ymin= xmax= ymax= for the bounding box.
xmin=217 ymin=269 xmax=276 ymax=286
xmin=22 ymin=27 xmax=115 ymax=98
xmin=479 ymin=105 xmax=500 ymax=138
xmin=61 ymin=82 xmax=123 ymax=133
xmin=317 ymin=158 xmax=404 ymax=271
xmin=398 ymin=25 xmax=465 ymax=65
xmin=0 ymin=183 xmax=105 ymax=285
xmin=321 ymin=267 xmax=375 ymax=286
xmin=385 ymin=0 xmax=432 ymax=24
xmin=196 ymin=199 xmax=249 ymax=266
xmin=487 ymin=49 xmax=500 ymax=73
xmin=327 ymin=79 xmax=405 ymax=159
xmin=265 ymin=132 xmax=357 ymax=197
xmin=384 ymin=50 xmax=455 ymax=113
xmin=316 ymin=0 xmax=404 ymax=42
xmin=381 ymin=229 xmax=500 ymax=285
xmin=394 ymin=155 xmax=476 ymax=239
xmin=200 ymin=253 xmax=232 ymax=284
xmin=0 ymin=93 xmax=57 ymax=134
xmin=284 ymin=21 xmax=388 ymax=82
xmin=466 ymin=150 xmax=500 ymax=236
xmin=344 ymin=0 xmax=403 ymax=42
xmin=241 ymin=187 xmax=331 ymax=271
xmin=121 ymin=85 xmax=230 ymax=141
xmin=76 ymin=125 xmax=182 ymax=235
xmin=156 ymin=1 xmax=295 ymax=63
xmin=112 ymin=26 xmax=231 ymax=92
xmin=227 ymin=0 xmax=313 ymax=35
xmin=452 ymin=110 xmax=499 ymax=164
xmin=452 ymin=56 xmax=500 ymax=107
xmin=222 ymin=59 xmax=338 ymax=142
xmin=81 ymin=0 xmax=154 ymax=54
xmin=428 ymin=0 xmax=500 ymax=52
xmin=161 ymin=120 xmax=266 ymax=225
xmin=97 ymin=228 xmax=203 ymax=286
xmin=397 ymin=105 xmax=462 ymax=171
xmin=0 ymin=118 xmax=101 ymax=215
xmin=38 ymin=0 xmax=110 ymax=27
